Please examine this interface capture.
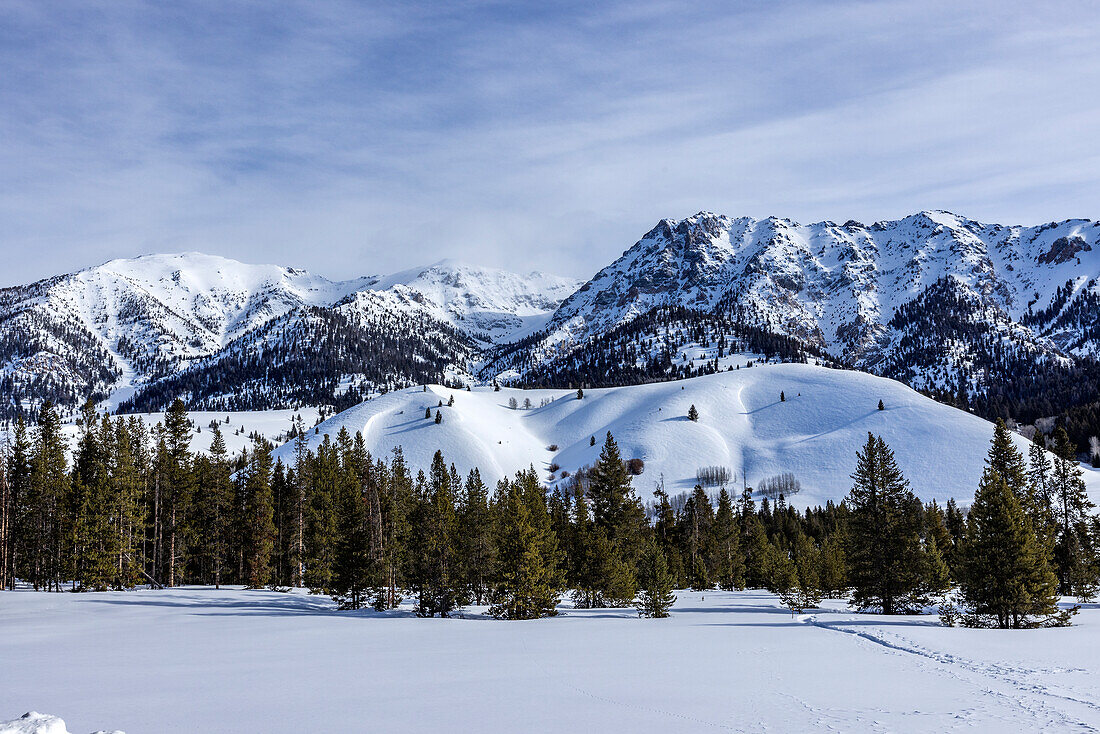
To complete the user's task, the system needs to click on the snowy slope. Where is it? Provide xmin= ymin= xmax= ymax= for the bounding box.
xmin=3 ymin=587 xmax=1099 ymax=733
xmin=273 ymin=364 xmax=1100 ymax=507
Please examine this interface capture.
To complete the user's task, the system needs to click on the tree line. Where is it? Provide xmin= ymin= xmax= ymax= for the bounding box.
xmin=1 ymin=400 xmax=1097 ymax=626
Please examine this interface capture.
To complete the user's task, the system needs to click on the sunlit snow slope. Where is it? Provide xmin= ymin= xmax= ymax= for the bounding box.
xmin=274 ymin=364 xmax=1100 ymax=507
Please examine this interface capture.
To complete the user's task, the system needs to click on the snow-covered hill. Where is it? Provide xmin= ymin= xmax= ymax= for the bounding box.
xmin=272 ymin=364 xmax=1100 ymax=507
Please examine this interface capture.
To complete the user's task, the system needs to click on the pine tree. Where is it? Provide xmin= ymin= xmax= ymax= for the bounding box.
xmin=331 ymin=433 xmax=372 ymax=610
xmin=160 ymin=399 xmax=194 ymax=587
xmin=682 ymin=486 xmax=715 ymax=590
xmin=846 ymin=433 xmax=933 ymax=614
xmin=986 ymin=420 xmax=1028 ymax=498
xmin=878 ymin=400 xmax=885 ymax=411
xmin=241 ymin=438 xmax=276 ymax=589
xmin=767 ymin=533 xmax=822 ymax=615
xmin=30 ymin=402 xmax=70 ymax=591
xmin=780 ymin=391 xmax=785 ymax=402
xmin=1051 ymin=428 xmax=1095 ymax=595
xmin=958 ymin=471 xmax=1071 ymax=628
xmin=1026 ymin=440 xmax=1057 ymax=548
xmin=576 ymin=388 xmax=584 ymax=400
xmin=712 ymin=488 xmax=744 ymax=590
xmin=3 ymin=419 xmax=31 ymax=590
xmin=634 ymin=544 xmax=676 ymax=618
xmin=458 ymin=468 xmax=494 ymax=605
xmin=587 ymin=432 xmax=646 ymax=602
xmin=741 ymin=512 xmax=772 ymax=589
xmin=818 ymin=531 xmax=848 ymax=597
xmin=687 ymin=404 xmax=699 ymax=422
xmin=72 ymin=403 xmax=116 ymax=590
xmin=373 ymin=447 xmax=412 ymax=610
xmin=490 ymin=468 xmax=563 ymax=619
xmin=409 ymin=450 xmax=461 ymax=616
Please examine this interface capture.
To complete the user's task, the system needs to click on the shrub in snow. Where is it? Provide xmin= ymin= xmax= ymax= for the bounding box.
xmin=626 ymin=457 xmax=645 ymax=476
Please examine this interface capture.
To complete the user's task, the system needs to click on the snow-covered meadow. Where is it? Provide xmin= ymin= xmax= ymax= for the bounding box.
xmin=2 ymin=586 xmax=1098 ymax=733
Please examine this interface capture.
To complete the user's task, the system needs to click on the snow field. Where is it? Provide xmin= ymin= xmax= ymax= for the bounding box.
xmin=2 ymin=587 xmax=1098 ymax=733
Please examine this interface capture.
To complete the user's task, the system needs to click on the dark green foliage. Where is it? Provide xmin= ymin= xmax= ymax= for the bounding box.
xmin=635 ymin=544 xmax=676 ymax=618
xmin=767 ymin=533 xmax=822 ymax=615
xmin=489 ymin=468 xmax=564 ymax=619
xmin=713 ymin=489 xmax=744 ymax=591
xmin=687 ymin=404 xmax=699 ymax=422
xmin=331 ymin=433 xmax=373 ymax=610
xmin=408 ymin=451 xmax=461 ymax=617
xmin=458 ymin=469 xmax=494 ymax=605
xmin=241 ymin=439 xmax=276 ymax=589
xmin=1050 ymin=428 xmax=1096 ymax=596
xmin=845 ymin=433 xmax=937 ymax=614
xmin=958 ymin=471 xmax=1071 ymax=628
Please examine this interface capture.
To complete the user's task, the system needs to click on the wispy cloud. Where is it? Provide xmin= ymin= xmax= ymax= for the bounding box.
xmin=2 ymin=0 xmax=1099 ymax=284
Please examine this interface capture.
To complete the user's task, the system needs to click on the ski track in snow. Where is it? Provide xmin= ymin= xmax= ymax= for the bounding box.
xmin=800 ymin=612 xmax=1100 ymax=730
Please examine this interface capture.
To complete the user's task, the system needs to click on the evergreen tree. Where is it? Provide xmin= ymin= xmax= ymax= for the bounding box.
xmin=712 ymin=488 xmax=744 ymax=590
xmin=3 ymin=419 xmax=31 ymax=590
xmin=241 ymin=439 xmax=276 ymax=589
xmin=687 ymin=404 xmax=699 ymax=422
xmin=767 ymin=533 xmax=822 ymax=614
xmin=1051 ymin=427 xmax=1095 ymax=595
xmin=846 ymin=433 xmax=934 ymax=614
xmin=29 ymin=402 xmax=70 ymax=591
xmin=986 ymin=420 xmax=1029 ymax=498
xmin=331 ymin=434 xmax=372 ymax=610
xmin=458 ymin=468 xmax=494 ymax=605
xmin=305 ymin=434 xmax=339 ymax=592
xmin=160 ymin=399 xmax=194 ymax=587
xmin=682 ymin=486 xmax=715 ymax=590
xmin=409 ymin=450 xmax=461 ymax=616
xmin=818 ymin=531 xmax=848 ymax=597
xmin=586 ymin=432 xmax=646 ymax=603
xmin=741 ymin=513 xmax=772 ymax=589
xmin=634 ymin=544 xmax=676 ymax=618
xmin=958 ymin=471 xmax=1071 ymax=628
xmin=490 ymin=468 xmax=563 ymax=619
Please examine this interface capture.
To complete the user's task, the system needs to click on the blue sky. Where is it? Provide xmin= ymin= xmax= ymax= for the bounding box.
xmin=2 ymin=0 xmax=1099 ymax=285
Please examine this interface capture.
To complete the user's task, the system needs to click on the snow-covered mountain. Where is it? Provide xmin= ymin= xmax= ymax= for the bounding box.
xmin=0 ymin=254 xmax=577 ymax=416
xmin=4 ymin=210 xmax=1100 ymax=442
xmin=363 ymin=259 xmax=578 ymax=345
xmin=499 ymin=211 xmax=1100 ymax=397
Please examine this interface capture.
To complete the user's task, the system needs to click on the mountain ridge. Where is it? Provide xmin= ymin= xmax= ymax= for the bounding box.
xmin=3 ymin=211 xmax=1099 ymax=452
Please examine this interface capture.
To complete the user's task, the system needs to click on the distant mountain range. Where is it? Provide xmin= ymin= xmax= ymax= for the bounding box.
xmin=2 ymin=211 xmax=1098 ymax=448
